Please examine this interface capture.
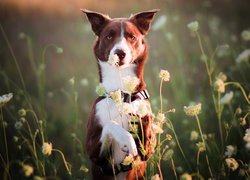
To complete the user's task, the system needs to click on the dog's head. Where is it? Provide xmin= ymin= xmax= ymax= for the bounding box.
xmin=82 ymin=9 xmax=159 ymax=68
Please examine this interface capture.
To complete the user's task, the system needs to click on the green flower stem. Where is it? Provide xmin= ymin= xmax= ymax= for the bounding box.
xmin=23 ymin=120 xmax=43 ymax=175
xmin=25 ymin=35 xmax=36 ymax=74
xmin=139 ymin=117 xmax=145 ymax=150
xmin=39 ymin=44 xmax=61 ymax=114
xmin=196 ymin=149 xmax=201 ymax=179
xmin=72 ymin=135 xmax=84 ymax=155
xmin=171 ymin=158 xmax=178 ymax=180
xmin=156 ymin=133 xmax=163 ymax=179
xmin=157 ymin=163 xmax=163 ymax=180
xmin=157 ymin=77 xmax=164 ymax=179
xmin=0 ymin=153 xmax=12 ymax=180
xmin=195 ymin=115 xmax=213 ymax=178
xmin=217 ymin=92 xmax=224 ymax=149
xmin=0 ymin=108 xmax=9 ymax=165
xmin=32 ymin=130 xmax=42 ymax=175
xmin=52 ymin=149 xmax=71 ymax=175
xmin=168 ymin=119 xmax=192 ymax=171
xmin=159 ymin=78 xmax=163 ymax=113
xmin=73 ymin=91 xmax=79 ymax=132
xmin=26 ymin=109 xmax=45 ymax=143
xmin=224 ymin=82 xmax=250 ymax=104
xmin=0 ymin=24 xmax=33 ymax=111
xmin=0 ymin=127 xmax=12 ymax=180
xmin=0 ymin=24 xmax=26 ymax=93
xmin=195 ymin=31 xmax=225 ymax=149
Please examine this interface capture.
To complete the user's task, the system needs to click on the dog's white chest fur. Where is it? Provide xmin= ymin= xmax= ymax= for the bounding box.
xmin=95 ymin=61 xmax=139 ymax=166
xmin=99 ymin=60 xmax=136 ymax=93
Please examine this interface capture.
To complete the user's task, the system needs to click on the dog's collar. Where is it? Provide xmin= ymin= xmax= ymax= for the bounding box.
xmin=122 ymin=89 xmax=150 ymax=103
xmin=100 ymin=89 xmax=150 ymax=103
xmin=100 ymin=162 xmax=132 ymax=176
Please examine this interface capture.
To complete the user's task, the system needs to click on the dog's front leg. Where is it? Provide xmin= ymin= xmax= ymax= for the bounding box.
xmin=100 ymin=121 xmax=138 ymax=157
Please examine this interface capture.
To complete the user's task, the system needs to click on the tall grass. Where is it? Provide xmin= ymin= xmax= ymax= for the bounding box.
xmin=0 ymin=11 xmax=250 ymax=180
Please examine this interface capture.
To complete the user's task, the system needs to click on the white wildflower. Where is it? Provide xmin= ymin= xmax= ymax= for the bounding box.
xmin=18 ymin=108 xmax=26 ymax=116
xmin=133 ymin=100 xmax=149 ymax=117
xmin=152 ymin=122 xmax=164 ymax=134
xmin=108 ymin=54 xmax=119 ymax=66
xmin=225 ymin=145 xmax=236 ymax=157
xmin=166 ymin=134 xmax=172 ymax=141
xmin=196 ymin=142 xmax=205 ymax=152
xmin=155 ymin=112 xmax=166 ymax=124
xmin=80 ymin=165 xmax=89 ymax=173
xmin=69 ymin=77 xmax=75 ymax=86
xmin=243 ymin=128 xmax=250 ymax=150
xmin=0 ymin=93 xmax=13 ymax=107
xmin=241 ymin=30 xmax=250 ymax=41
xmin=220 ymin=91 xmax=234 ymax=105
xmin=42 ymin=142 xmax=52 ymax=156
xmin=123 ymin=103 xmax=133 ymax=114
xmin=236 ymin=49 xmax=250 ymax=63
xmin=168 ymin=108 xmax=176 ymax=113
xmin=190 ymin=130 xmax=199 ymax=141
xmin=180 ymin=173 xmax=192 ymax=180
xmin=56 ymin=47 xmax=63 ymax=54
xmin=117 ymin=102 xmax=133 ymax=115
xmin=159 ymin=69 xmax=170 ymax=82
xmin=217 ymin=72 xmax=227 ymax=82
xmin=109 ymin=89 xmax=122 ymax=103
xmin=151 ymin=174 xmax=160 ymax=180
xmin=80 ymin=78 xmax=89 ymax=86
xmin=214 ymin=78 xmax=225 ymax=93
xmin=225 ymin=158 xmax=239 ymax=171
xmin=152 ymin=15 xmax=167 ymax=31
xmin=15 ymin=121 xmax=23 ymax=130
xmin=187 ymin=21 xmax=199 ymax=32
xmin=122 ymin=154 xmax=134 ymax=166
xmin=13 ymin=136 xmax=19 ymax=142
xmin=23 ymin=164 xmax=34 ymax=177
xmin=122 ymin=76 xmax=140 ymax=93
xmin=184 ymin=103 xmax=202 ymax=117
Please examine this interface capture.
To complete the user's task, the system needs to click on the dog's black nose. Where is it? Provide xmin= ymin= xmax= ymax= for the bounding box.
xmin=115 ymin=49 xmax=126 ymax=60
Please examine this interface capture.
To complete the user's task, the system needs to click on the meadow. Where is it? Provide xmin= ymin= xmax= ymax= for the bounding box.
xmin=0 ymin=0 xmax=250 ymax=179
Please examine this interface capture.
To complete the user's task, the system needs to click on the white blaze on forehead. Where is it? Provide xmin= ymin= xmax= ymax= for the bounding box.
xmin=108 ymin=22 xmax=132 ymax=67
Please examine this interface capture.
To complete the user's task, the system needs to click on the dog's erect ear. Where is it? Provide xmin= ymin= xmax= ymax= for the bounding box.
xmin=81 ymin=9 xmax=110 ymax=36
xmin=130 ymin=9 xmax=160 ymax=35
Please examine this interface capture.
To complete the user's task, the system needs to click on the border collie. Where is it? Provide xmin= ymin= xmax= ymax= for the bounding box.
xmin=82 ymin=9 xmax=159 ymax=180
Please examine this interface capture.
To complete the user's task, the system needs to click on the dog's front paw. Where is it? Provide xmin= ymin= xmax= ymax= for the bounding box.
xmin=118 ymin=132 xmax=138 ymax=156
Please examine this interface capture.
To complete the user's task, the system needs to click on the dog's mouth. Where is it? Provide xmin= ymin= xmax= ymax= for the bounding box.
xmin=118 ymin=60 xmax=125 ymax=66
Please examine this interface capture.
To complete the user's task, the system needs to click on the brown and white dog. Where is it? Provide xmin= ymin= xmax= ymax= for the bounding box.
xmin=82 ymin=9 xmax=159 ymax=180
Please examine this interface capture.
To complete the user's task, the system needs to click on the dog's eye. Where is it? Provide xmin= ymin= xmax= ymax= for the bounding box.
xmin=129 ymin=34 xmax=136 ymax=41
xmin=106 ymin=35 xmax=113 ymax=40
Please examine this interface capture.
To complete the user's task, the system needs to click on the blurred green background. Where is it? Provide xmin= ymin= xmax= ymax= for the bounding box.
xmin=0 ymin=0 xmax=249 ymax=179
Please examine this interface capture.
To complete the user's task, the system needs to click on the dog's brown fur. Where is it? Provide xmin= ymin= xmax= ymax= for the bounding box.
xmin=82 ymin=9 xmax=159 ymax=180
